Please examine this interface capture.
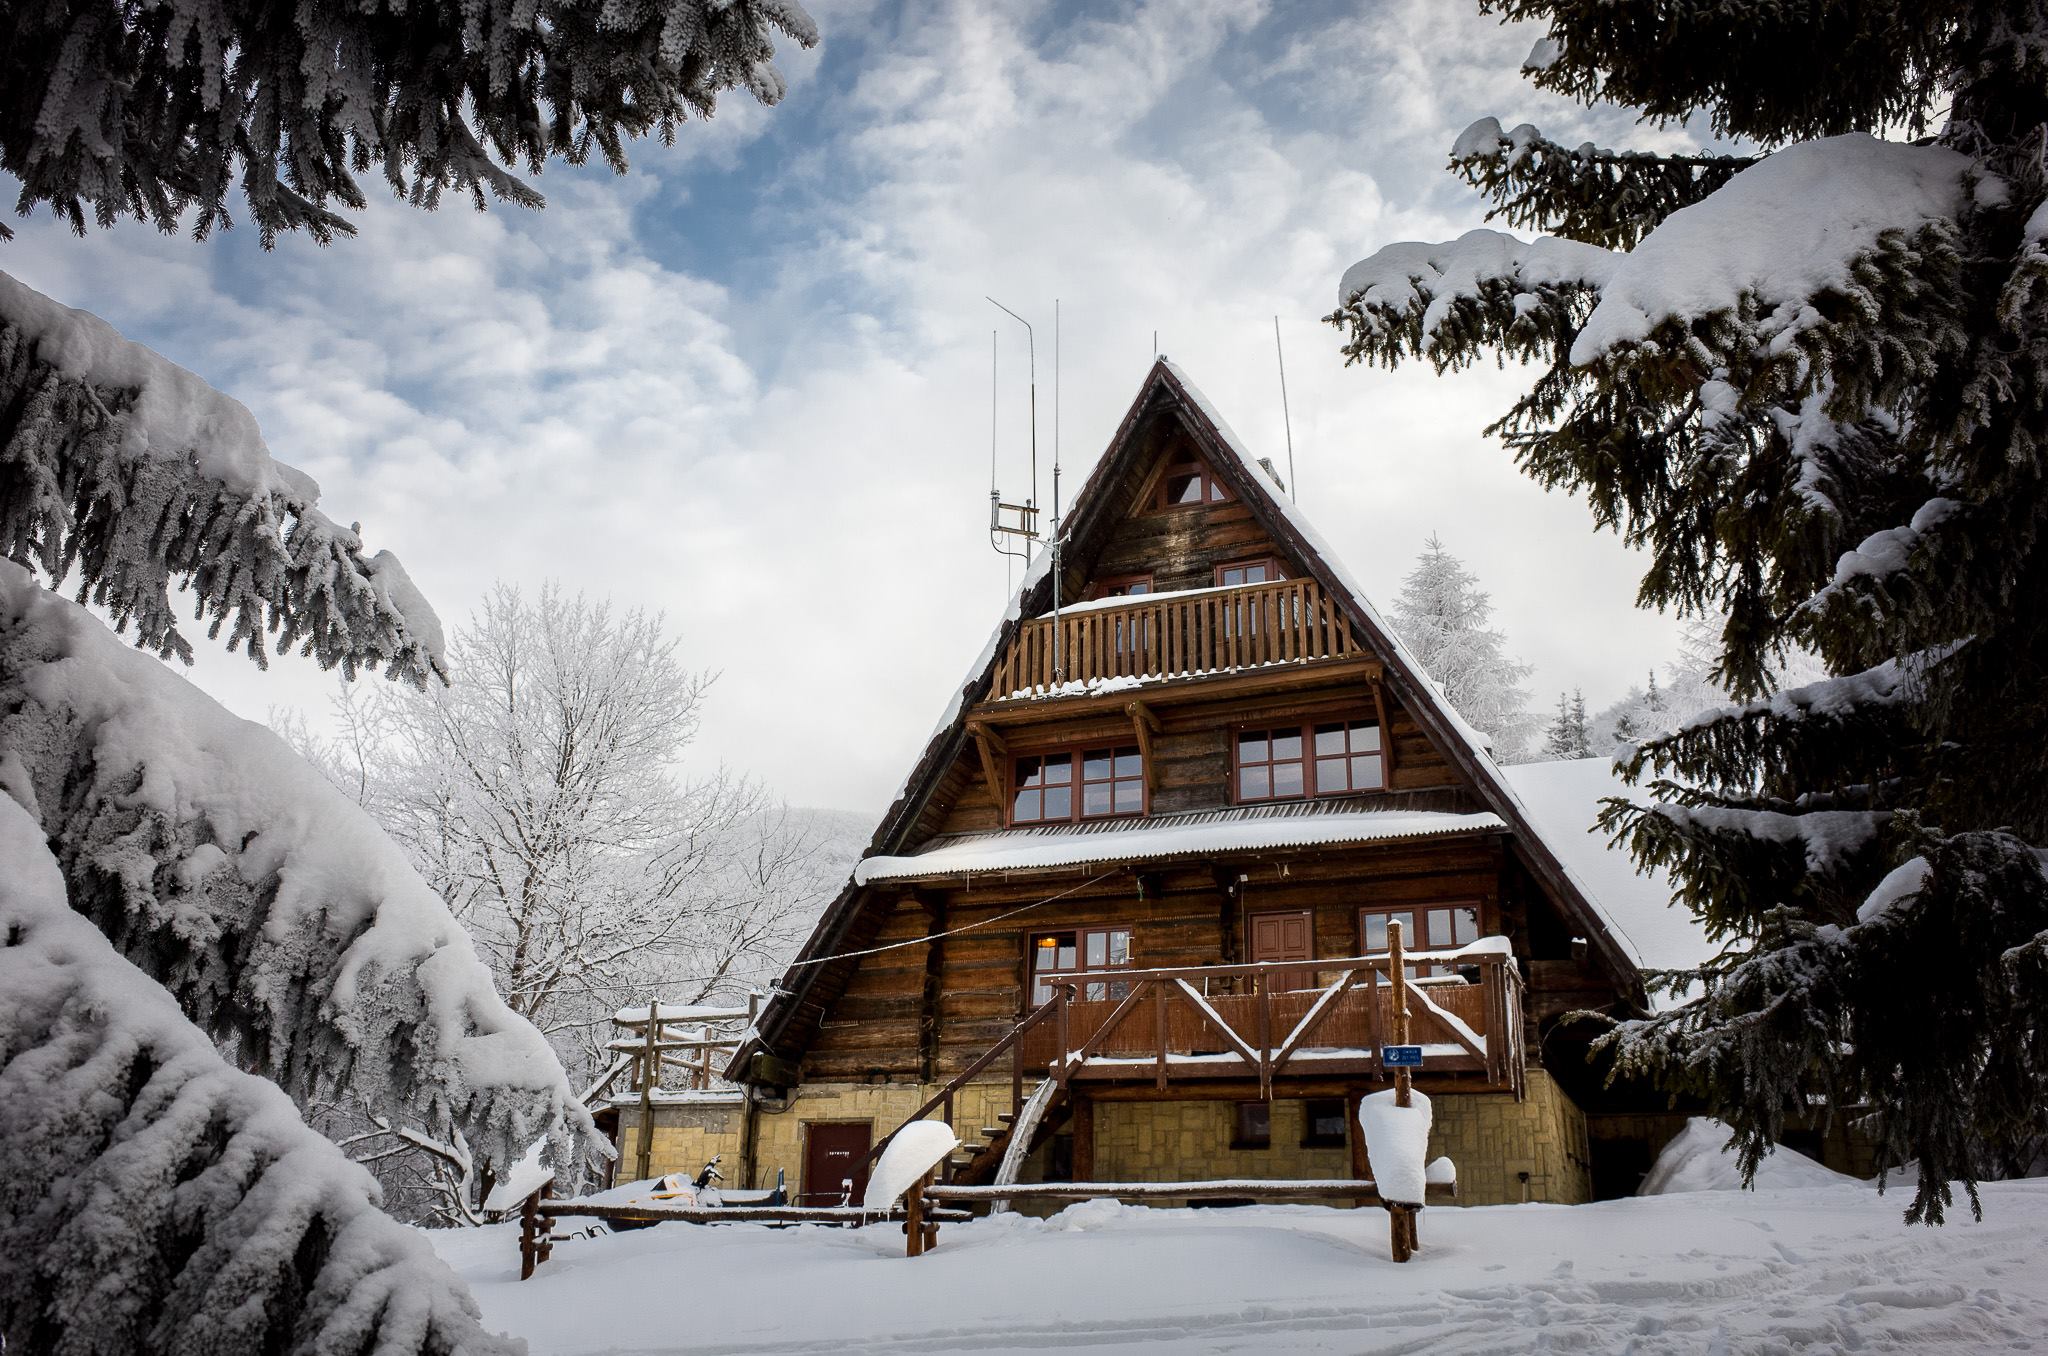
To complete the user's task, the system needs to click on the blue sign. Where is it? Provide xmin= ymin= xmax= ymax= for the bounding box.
xmin=1381 ymin=1044 xmax=1424 ymax=1068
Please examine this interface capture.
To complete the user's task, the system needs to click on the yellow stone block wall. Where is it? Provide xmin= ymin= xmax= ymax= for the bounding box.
xmin=619 ymin=1070 xmax=1593 ymax=1206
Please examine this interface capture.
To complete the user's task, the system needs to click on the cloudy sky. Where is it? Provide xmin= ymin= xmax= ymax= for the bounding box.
xmin=4 ymin=0 xmax=1716 ymax=815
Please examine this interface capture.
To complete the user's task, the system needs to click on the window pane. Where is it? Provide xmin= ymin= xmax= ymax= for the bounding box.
xmin=1352 ymin=754 xmax=1383 ymax=789
xmin=1082 ymin=782 xmax=1112 ymax=816
xmin=1272 ymin=761 xmax=1304 ymax=798
xmin=1389 ymin=912 xmax=1417 ymax=946
xmin=1207 ymin=478 xmax=1229 ymax=502
xmin=1017 ymin=755 xmax=1043 ymax=787
xmin=1364 ymin=913 xmax=1388 ymax=952
xmin=1272 ymin=731 xmax=1302 ymax=760
xmin=1314 ymin=723 xmax=1347 ymax=756
xmin=1238 ymin=731 xmax=1268 ymax=762
xmin=1316 ymin=757 xmax=1346 ymax=791
xmin=1044 ymin=787 xmax=1071 ymax=818
xmin=1085 ymin=932 xmax=1107 ymax=967
xmin=1114 ymin=782 xmax=1143 ymax=814
xmin=1221 ymin=566 xmax=1246 ymax=586
xmin=1014 ymin=788 xmax=1042 ymax=820
xmin=1167 ymin=473 xmax=1203 ymax=504
xmin=1240 ymin=766 xmax=1270 ymax=799
xmin=1043 ymin=753 xmax=1072 ymax=784
xmin=1354 ymin=722 xmax=1382 ymax=752
xmin=1115 ymin=749 xmax=1142 ymax=777
xmin=1428 ymin=909 xmax=1453 ymax=947
xmin=1242 ymin=563 xmax=1272 ymax=583
xmin=1127 ymin=580 xmax=1153 ymax=595
xmin=1083 ymin=749 xmax=1112 ymax=780
xmin=1107 ymin=930 xmax=1131 ymax=966
xmin=1455 ymin=908 xmax=1480 ymax=945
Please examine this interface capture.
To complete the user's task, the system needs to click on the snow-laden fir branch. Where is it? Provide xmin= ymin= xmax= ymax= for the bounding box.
xmin=0 ymin=794 xmax=517 ymax=1356
xmin=0 ymin=270 xmax=444 ymax=682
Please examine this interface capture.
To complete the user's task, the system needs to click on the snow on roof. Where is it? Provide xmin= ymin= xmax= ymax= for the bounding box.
xmin=613 ymin=1002 xmax=753 ymax=1025
xmin=1497 ymin=757 xmax=1715 ymax=973
xmin=855 ymin=804 xmax=1506 ymax=883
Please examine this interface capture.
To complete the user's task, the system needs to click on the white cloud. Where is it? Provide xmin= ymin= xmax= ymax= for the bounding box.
xmin=3 ymin=0 xmax=1703 ymax=812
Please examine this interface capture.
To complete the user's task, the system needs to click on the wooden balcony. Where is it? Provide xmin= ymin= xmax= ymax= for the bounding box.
xmin=1018 ymin=951 xmax=1526 ymax=1098
xmin=991 ymin=578 xmax=1367 ymax=700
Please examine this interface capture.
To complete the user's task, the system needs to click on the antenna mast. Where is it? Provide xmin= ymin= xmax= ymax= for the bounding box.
xmin=1274 ymin=315 xmax=1297 ymax=499
xmin=988 ymin=297 xmax=1062 ymax=682
xmin=987 ymin=315 xmax=1037 ymax=569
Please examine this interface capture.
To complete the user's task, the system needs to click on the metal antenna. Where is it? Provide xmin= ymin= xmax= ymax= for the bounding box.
xmin=987 ymin=314 xmax=1037 ymax=566
xmin=1053 ymin=298 xmax=1064 ymax=680
xmin=1274 ymin=316 xmax=1297 ymax=499
xmin=988 ymin=297 xmax=1059 ymax=680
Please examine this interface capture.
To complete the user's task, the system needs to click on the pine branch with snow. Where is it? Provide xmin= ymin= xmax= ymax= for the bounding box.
xmin=0 ymin=270 xmax=444 ymax=682
xmin=1389 ymin=535 xmax=1538 ymax=762
xmin=0 ymin=560 xmax=594 ymax=1205
xmin=1332 ymin=0 xmax=2048 ymax=1219
xmin=0 ymin=794 xmax=519 ymax=1356
xmin=0 ymin=0 xmax=819 ymax=244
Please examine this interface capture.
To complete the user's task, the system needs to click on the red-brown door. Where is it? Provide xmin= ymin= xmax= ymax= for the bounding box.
xmin=801 ymin=1122 xmax=872 ymax=1207
xmin=1249 ymin=909 xmax=1315 ymax=991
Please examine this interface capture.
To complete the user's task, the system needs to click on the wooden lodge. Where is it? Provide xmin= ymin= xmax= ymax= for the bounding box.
xmin=614 ymin=361 xmax=1737 ymax=1209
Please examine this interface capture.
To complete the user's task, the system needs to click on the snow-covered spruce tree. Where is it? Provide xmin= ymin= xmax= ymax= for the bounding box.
xmin=1543 ymin=689 xmax=1592 ymax=760
xmin=0 ymin=280 xmax=592 ymax=1348
xmin=0 ymin=0 xmax=818 ymax=243
xmin=1389 ymin=534 xmax=1538 ymax=761
xmin=1330 ymin=1 xmax=2048 ymax=1220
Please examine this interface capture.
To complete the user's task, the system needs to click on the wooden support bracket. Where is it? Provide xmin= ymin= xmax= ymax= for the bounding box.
xmin=966 ymin=720 xmax=1010 ymax=802
xmin=1125 ymin=699 xmax=1162 ymax=792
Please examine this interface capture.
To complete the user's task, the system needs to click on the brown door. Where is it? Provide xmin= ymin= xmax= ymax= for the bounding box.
xmin=1249 ymin=909 xmax=1315 ymax=991
xmin=801 ymin=1122 xmax=872 ymax=1207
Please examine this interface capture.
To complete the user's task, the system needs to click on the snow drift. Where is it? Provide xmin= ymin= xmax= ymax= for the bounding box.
xmin=1642 ymin=1118 xmax=1858 ymax=1195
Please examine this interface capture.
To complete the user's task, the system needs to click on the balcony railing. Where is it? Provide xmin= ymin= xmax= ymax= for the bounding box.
xmin=1018 ymin=950 xmax=1525 ymax=1098
xmin=992 ymin=578 xmax=1366 ymax=699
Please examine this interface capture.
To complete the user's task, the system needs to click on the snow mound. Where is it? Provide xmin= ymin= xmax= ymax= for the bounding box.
xmin=864 ymin=1119 xmax=960 ymax=1209
xmin=1359 ymin=1089 xmax=1432 ymax=1206
xmin=1641 ymin=1119 xmax=1858 ymax=1195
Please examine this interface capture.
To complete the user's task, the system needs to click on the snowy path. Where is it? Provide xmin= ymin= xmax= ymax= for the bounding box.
xmin=431 ymin=1181 xmax=2048 ymax=1354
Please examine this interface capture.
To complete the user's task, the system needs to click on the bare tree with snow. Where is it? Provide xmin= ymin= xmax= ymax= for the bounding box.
xmin=1388 ymin=534 xmax=1539 ymax=762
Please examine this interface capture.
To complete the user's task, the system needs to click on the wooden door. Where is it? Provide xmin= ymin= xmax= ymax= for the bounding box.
xmin=800 ymin=1122 xmax=872 ymax=1207
xmin=1249 ymin=909 xmax=1315 ymax=991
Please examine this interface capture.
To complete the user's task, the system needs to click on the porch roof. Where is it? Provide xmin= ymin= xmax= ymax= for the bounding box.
xmin=852 ymin=800 xmax=1506 ymax=884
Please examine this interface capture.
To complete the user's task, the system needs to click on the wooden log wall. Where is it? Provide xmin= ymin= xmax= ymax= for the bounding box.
xmin=802 ymin=838 xmax=1511 ymax=1084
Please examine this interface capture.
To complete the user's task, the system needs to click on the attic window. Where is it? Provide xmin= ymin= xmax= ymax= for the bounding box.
xmin=1086 ymin=573 xmax=1154 ymax=600
xmin=1154 ymin=460 xmax=1230 ymax=509
xmin=1012 ymin=746 xmax=1144 ymax=824
xmin=1215 ymin=557 xmax=1285 ymax=587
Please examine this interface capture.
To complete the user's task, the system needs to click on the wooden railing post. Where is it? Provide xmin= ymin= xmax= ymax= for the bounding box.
xmin=633 ymin=998 xmax=659 ymax=1182
xmin=1387 ymin=921 xmax=1418 ymax=1263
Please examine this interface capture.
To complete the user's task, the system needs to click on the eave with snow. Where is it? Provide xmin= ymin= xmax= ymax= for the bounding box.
xmin=633 ymin=361 xmax=1704 ymax=1208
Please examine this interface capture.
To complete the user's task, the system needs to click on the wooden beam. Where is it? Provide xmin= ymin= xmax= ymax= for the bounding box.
xmin=966 ymin=656 xmax=1384 ymax=727
xmin=1125 ymin=699 xmax=1161 ymax=792
xmin=965 ymin=720 xmax=1008 ymax=802
xmin=1372 ymin=678 xmax=1396 ymax=784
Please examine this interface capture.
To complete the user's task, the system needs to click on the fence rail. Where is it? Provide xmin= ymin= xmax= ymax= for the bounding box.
xmin=992 ymin=578 xmax=1364 ymax=697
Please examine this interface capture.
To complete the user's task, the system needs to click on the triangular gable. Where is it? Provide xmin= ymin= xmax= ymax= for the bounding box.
xmin=739 ymin=361 xmax=1647 ymax=1075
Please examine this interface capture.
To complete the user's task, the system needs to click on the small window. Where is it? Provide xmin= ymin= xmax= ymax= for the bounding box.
xmin=1014 ymin=745 xmax=1143 ymax=824
xmin=1011 ymin=752 xmax=1074 ymax=824
xmin=1032 ymin=927 xmax=1132 ymax=1005
xmin=1232 ymin=1101 xmax=1271 ymax=1150
xmin=1235 ymin=725 xmax=1306 ymax=802
xmin=1153 ymin=460 xmax=1230 ymax=510
xmin=1302 ymin=1098 xmax=1348 ymax=1148
xmin=1086 ymin=573 xmax=1154 ymax=600
xmin=1312 ymin=719 xmax=1385 ymax=794
xmin=1360 ymin=905 xmax=1481 ymax=977
xmin=1215 ymin=558 xmax=1284 ymax=587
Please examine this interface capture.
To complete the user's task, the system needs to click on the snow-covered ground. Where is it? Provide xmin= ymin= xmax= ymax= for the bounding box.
xmin=432 ymin=1180 xmax=2048 ymax=1354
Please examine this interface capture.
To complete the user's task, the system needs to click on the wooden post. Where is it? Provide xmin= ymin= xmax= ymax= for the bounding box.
xmin=904 ymin=1173 xmax=928 ymax=1257
xmin=1387 ymin=921 xmax=1416 ymax=1263
xmin=634 ymin=998 xmax=659 ymax=1182
xmin=519 ymin=1187 xmax=539 ymax=1280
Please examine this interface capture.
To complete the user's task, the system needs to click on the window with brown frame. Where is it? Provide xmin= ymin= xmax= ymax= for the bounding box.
xmin=1030 ymin=927 xmax=1132 ymax=1005
xmin=1213 ymin=557 xmax=1286 ymax=587
xmin=1235 ymin=716 xmax=1384 ymax=803
xmin=1085 ymin=573 xmax=1155 ymax=600
xmin=1232 ymin=1101 xmax=1272 ymax=1150
xmin=1152 ymin=459 xmax=1231 ymax=509
xmin=1358 ymin=904 xmax=1482 ymax=978
xmin=1301 ymin=1098 xmax=1348 ymax=1148
xmin=1012 ymin=745 xmax=1144 ymax=825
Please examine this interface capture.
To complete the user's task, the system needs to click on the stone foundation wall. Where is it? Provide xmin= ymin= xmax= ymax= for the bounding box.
xmin=615 ymin=1070 xmax=1594 ymax=1206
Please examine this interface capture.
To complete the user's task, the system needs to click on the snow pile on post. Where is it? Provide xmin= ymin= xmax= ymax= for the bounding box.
xmin=1359 ymin=1089 xmax=1433 ymax=1207
xmin=0 ymin=558 xmax=591 ymax=1181
xmin=1368 ymin=1097 xmax=1433 ymax=1212
xmin=0 ymin=270 xmax=443 ymax=682
xmin=0 ymin=794 xmax=517 ymax=1356
xmin=1641 ymin=1119 xmax=1857 ymax=1195
xmin=863 ymin=1121 xmax=960 ymax=1210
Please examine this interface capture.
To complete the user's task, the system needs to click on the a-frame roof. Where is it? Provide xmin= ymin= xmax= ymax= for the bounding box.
xmin=740 ymin=361 xmax=1652 ymax=1072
